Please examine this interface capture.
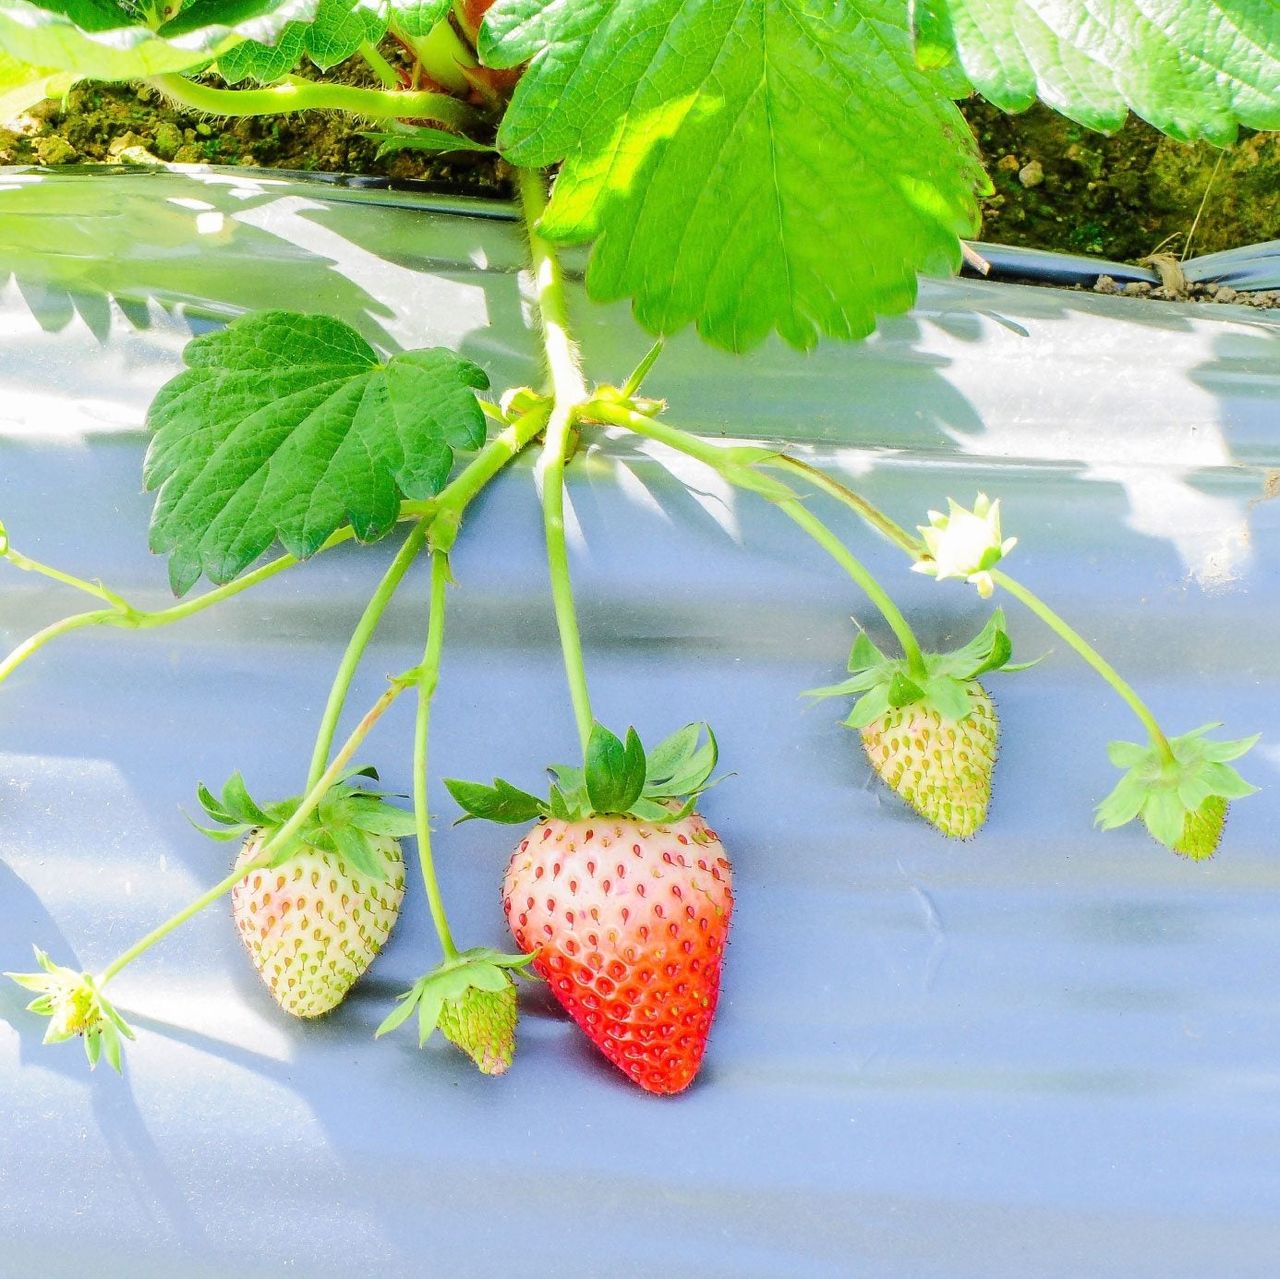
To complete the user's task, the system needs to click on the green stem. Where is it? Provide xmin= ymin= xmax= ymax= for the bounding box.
xmin=149 ymin=74 xmax=477 ymax=131
xmin=358 ymin=39 xmax=401 ymax=90
xmin=413 ymin=550 xmax=458 ymax=960
xmin=0 ymin=527 xmax=358 ymax=689
xmin=991 ymin=569 xmax=1175 ymax=762
xmin=587 ymin=400 xmax=927 ymax=678
xmin=98 ymin=674 xmax=413 ymax=987
xmin=3 ymin=414 xmax=546 ymax=705
xmin=305 ymin=521 xmax=429 ymax=791
xmin=518 ymin=167 xmax=595 ymax=751
xmin=3 ymin=545 xmax=125 ymax=607
xmin=767 ymin=456 xmax=922 ymax=556
xmin=396 ymin=17 xmax=476 ymax=96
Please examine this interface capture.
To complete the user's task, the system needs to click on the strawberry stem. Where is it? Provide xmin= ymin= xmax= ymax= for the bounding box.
xmin=358 ymin=39 xmax=402 ymax=91
xmin=587 ymin=400 xmax=928 ymax=679
xmin=148 ymin=74 xmax=479 ymax=131
xmin=413 ymin=549 xmax=459 ymax=961
xmin=991 ymin=570 xmax=1176 ymax=764
xmin=518 ymin=167 xmax=596 ymax=753
xmin=97 ymin=674 xmax=416 ymax=988
xmin=306 ymin=520 xmax=430 ymax=792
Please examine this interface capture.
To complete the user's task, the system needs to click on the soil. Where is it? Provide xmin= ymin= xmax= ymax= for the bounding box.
xmin=1 ymin=68 xmax=1276 ymax=273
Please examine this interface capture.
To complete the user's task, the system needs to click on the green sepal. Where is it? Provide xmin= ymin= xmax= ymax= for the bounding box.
xmin=816 ymin=612 xmax=1022 ymax=731
xmin=585 ymin=723 xmax=647 ymax=815
xmin=1096 ymin=727 xmax=1259 ymax=858
xmin=193 ymin=768 xmax=411 ymax=882
xmin=447 ymin=723 xmax=721 ymax=825
xmin=444 ymin=777 xmax=549 ymax=825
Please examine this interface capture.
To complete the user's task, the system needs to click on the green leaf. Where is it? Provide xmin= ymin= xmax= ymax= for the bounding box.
xmin=445 ymin=777 xmax=548 ymax=824
xmin=0 ymin=50 xmax=71 ymax=117
xmin=144 ymin=311 xmax=489 ymax=594
xmin=584 ymin=723 xmax=647 ymax=815
xmin=646 ymin=726 xmax=717 ymax=800
xmin=931 ymin=0 xmax=1280 ymax=143
xmin=484 ymin=0 xmax=985 ymax=351
xmin=218 ymin=0 xmax=386 ymax=81
xmin=367 ymin=127 xmax=497 ymax=158
xmin=643 ymin=723 xmax=701 ymax=788
xmin=0 ymin=0 xmax=319 ymax=81
xmin=388 ymin=0 xmax=450 ymax=37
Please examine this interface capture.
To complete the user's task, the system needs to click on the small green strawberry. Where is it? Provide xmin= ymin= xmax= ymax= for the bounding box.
xmin=5 ymin=948 xmax=135 ymax=1072
xmin=809 ymin=611 xmax=1027 ymax=838
xmin=1097 ymin=725 xmax=1258 ymax=858
xmin=195 ymin=769 xmax=415 ymax=1018
xmin=445 ymin=722 xmax=732 ymax=1094
xmin=376 ymin=947 xmax=532 ymax=1075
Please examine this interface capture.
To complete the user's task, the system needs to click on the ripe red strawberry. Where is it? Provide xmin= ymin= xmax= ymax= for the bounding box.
xmin=196 ymin=771 xmax=414 ymax=1019
xmin=503 ymin=810 xmax=733 ymax=1095
xmin=232 ymin=832 xmax=405 ymax=1018
xmin=860 ymin=686 xmax=998 ymax=839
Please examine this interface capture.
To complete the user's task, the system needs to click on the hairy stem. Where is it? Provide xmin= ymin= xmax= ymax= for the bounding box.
xmin=413 ymin=550 xmax=458 ymax=960
xmin=991 ymin=570 xmax=1175 ymax=762
xmin=148 ymin=74 xmax=477 ymax=130
xmin=2 ymin=543 xmax=126 ymax=608
xmin=359 ymin=39 xmax=401 ymax=90
xmin=588 ymin=400 xmax=927 ymax=678
xmin=518 ymin=167 xmax=595 ymax=751
xmin=306 ymin=521 xmax=429 ymax=791
xmin=98 ymin=675 xmax=414 ymax=987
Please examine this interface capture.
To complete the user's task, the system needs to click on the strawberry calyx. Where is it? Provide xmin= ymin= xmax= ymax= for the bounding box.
xmin=1097 ymin=725 xmax=1259 ymax=858
xmin=444 ymin=721 xmax=721 ymax=824
xmin=807 ymin=609 xmax=1025 ymax=727
xmin=193 ymin=766 xmax=417 ymax=883
xmin=4 ymin=947 xmax=136 ymax=1072
xmin=375 ymin=947 xmax=533 ymax=1074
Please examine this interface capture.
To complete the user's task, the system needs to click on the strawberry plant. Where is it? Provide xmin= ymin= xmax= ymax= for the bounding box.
xmin=2 ymin=0 xmax=1275 ymax=1091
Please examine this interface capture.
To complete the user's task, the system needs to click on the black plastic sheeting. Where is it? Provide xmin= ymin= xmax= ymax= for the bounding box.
xmin=1 ymin=170 xmax=1278 ymax=1278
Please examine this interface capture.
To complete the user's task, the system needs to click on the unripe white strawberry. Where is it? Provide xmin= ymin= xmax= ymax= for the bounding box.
xmin=860 ymin=685 xmax=997 ymax=838
xmin=232 ymin=832 xmax=405 ymax=1018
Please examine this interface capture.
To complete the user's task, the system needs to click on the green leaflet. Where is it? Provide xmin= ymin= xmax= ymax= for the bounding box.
xmin=144 ymin=311 xmax=489 ymax=593
xmin=0 ymin=50 xmax=72 ymax=116
xmin=0 ymin=0 xmax=318 ymax=81
xmin=218 ymin=0 xmax=385 ymax=81
xmin=928 ymin=0 xmax=1280 ymax=143
xmin=483 ymin=0 xmax=985 ymax=352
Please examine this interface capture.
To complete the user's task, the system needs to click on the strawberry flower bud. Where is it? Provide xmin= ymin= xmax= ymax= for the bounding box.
xmin=913 ymin=493 xmax=1017 ymax=598
xmin=5 ymin=948 xmax=135 ymax=1071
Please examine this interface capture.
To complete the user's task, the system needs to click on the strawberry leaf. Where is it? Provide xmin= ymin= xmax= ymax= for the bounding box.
xmin=218 ymin=0 xmax=387 ymax=81
xmin=0 ymin=0 xmax=319 ymax=82
xmin=484 ymin=0 xmax=985 ymax=351
xmin=144 ymin=311 xmax=489 ymax=594
xmin=388 ymin=0 xmax=451 ymax=37
xmin=928 ymin=0 xmax=1280 ymax=144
